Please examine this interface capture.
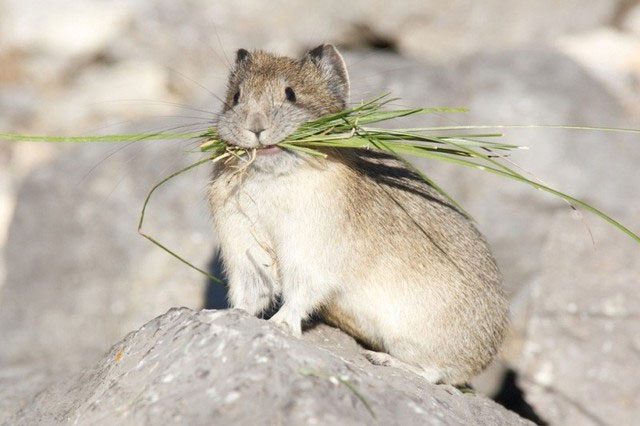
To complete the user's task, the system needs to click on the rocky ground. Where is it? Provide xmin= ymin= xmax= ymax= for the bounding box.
xmin=1 ymin=0 xmax=639 ymax=424
xmin=5 ymin=309 xmax=532 ymax=425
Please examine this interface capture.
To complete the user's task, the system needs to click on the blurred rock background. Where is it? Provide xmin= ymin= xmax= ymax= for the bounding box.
xmin=0 ymin=0 xmax=639 ymax=424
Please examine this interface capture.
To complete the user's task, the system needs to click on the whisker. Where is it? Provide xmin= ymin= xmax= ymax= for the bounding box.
xmin=89 ymin=98 xmax=219 ymax=116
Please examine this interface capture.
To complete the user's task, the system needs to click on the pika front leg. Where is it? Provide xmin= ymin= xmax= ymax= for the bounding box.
xmin=224 ymin=250 xmax=276 ymax=317
xmin=269 ymin=306 xmax=303 ymax=337
xmin=228 ymin=277 xmax=271 ymax=316
xmin=269 ymin=266 xmax=334 ymax=338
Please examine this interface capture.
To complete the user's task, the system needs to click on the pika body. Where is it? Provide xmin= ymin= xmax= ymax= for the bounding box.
xmin=209 ymin=44 xmax=508 ymax=385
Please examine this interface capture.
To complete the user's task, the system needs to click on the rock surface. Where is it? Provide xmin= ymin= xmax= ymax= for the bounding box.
xmin=6 ymin=308 xmax=532 ymax=426
xmin=0 ymin=133 xmax=217 ymax=374
xmin=516 ymin=211 xmax=640 ymax=426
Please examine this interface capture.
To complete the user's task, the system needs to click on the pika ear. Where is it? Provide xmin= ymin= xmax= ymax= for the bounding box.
xmin=235 ymin=48 xmax=251 ymax=64
xmin=306 ymin=44 xmax=350 ymax=105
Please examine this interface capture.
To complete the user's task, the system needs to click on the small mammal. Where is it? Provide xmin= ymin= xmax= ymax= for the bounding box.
xmin=210 ymin=44 xmax=508 ymax=385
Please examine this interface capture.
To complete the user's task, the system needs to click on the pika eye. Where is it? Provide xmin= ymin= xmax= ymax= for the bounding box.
xmin=232 ymin=90 xmax=240 ymax=105
xmin=285 ymin=87 xmax=296 ymax=103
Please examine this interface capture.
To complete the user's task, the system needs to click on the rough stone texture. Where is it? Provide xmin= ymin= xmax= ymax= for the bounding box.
xmin=6 ymin=308 xmax=532 ymax=426
xmin=0 ymin=132 xmax=217 ymax=374
xmin=0 ymin=365 xmax=53 ymax=423
xmin=516 ymin=211 xmax=640 ymax=426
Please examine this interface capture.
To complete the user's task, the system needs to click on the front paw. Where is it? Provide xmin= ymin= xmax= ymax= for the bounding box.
xmin=232 ymin=297 xmax=269 ymax=317
xmin=269 ymin=311 xmax=302 ymax=338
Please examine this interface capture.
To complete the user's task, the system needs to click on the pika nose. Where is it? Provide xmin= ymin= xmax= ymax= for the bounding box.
xmin=249 ymin=127 xmax=265 ymax=139
xmin=247 ymin=113 xmax=267 ymax=140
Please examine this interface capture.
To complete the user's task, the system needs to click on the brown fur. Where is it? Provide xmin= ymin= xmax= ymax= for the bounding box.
xmin=210 ymin=46 xmax=508 ymax=384
xmin=225 ymin=50 xmax=346 ymax=115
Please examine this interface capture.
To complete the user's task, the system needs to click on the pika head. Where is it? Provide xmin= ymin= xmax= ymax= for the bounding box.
xmin=216 ymin=44 xmax=349 ymax=168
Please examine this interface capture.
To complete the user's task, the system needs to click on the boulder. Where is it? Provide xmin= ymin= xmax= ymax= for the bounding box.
xmin=0 ymin=0 xmax=133 ymax=59
xmin=0 ymin=134 xmax=217 ymax=374
xmin=516 ymin=211 xmax=640 ymax=426
xmin=6 ymin=308 xmax=532 ymax=425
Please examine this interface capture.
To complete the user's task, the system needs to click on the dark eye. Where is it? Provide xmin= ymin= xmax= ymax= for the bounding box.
xmin=285 ymin=87 xmax=296 ymax=102
xmin=232 ymin=90 xmax=240 ymax=105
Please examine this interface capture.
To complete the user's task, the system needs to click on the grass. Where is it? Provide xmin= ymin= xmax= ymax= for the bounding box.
xmin=2 ymin=94 xmax=639 ymax=280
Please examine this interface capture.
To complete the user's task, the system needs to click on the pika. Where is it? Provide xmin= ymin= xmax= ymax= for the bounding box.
xmin=209 ymin=44 xmax=508 ymax=385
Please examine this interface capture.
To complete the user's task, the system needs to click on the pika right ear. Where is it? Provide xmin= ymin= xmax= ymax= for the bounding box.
xmin=236 ymin=48 xmax=251 ymax=64
xmin=306 ymin=44 xmax=350 ymax=106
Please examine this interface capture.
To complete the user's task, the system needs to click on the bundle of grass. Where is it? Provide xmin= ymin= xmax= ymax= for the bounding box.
xmin=199 ymin=95 xmax=639 ymax=238
xmin=2 ymin=95 xmax=639 ymax=280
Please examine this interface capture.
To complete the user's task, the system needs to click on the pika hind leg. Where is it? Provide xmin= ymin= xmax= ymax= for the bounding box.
xmin=363 ymin=350 xmax=444 ymax=384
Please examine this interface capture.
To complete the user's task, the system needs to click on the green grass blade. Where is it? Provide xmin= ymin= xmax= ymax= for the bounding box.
xmin=4 ymin=94 xmax=638 ymax=247
xmin=418 ymin=152 xmax=640 ymax=244
xmin=397 ymin=124 xmax=640 ymax=134
xmin=355 ymin=107 xmax=468 ymax=125
xmin=0 ymin=131 xmax=203 ymax=143
xmin=138 ymin=155 xmax=226 ymax=285
xmin=359 ymin=132 xmax=472 ymax=218
xmin=279 ymin=143 xmax=328 ymax=157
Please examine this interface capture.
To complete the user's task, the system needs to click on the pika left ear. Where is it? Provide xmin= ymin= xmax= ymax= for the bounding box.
xmin=306 ymin=44 xmax=350 ymax=106
xmin=235 ymin=48 xmax=251 ymax=64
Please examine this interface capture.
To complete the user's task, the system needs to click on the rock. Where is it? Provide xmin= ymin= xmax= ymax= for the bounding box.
xmin=6 ymin=308 xmax=532 ymax=425
xmin=0 ymin=0 xmax=132 ymax=58
xmin=556 ymin=28 xmax=640 ymax=114
xmin=0 ymin=129 xmax=218 ymax=374
xmin=41 ymin=60 xmax=176 ymax=129
xmin=0 ymin=365 xmax=53 ymax=424
xmin=393 ymin=0 xmax=620 ymax=63
xmin=114 ymin=0 xmax=624 ymax=68
xmin=622 ymin=3 xmax=640 ymax=36
xmin=0 ymin=146 xmax=12 ymax=294
xmin=516 ymin=210 xmax=640 ymax=425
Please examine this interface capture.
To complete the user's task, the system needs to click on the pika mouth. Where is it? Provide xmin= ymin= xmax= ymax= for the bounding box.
xmin=256 ymin=145 xmax=282 ymax=156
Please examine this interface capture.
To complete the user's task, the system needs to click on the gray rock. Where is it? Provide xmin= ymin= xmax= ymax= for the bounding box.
xmin=126 ymin=0 xmax=622 ymax=62
xmin=0 ymin=145 xmax=12 ymax=293
xmin=393 ymin=0 xmax=620 ymax=62
xmin=6 ymin=308 xmax=532 ymax=425
xmin=0 ymin=131 xmax=217 ymax=374
xmin=623 ymin=3 xmax=640 ymax=36
xmin=0 ymin=0 xmax=133 ymax=58
xmin=0 ymin=365 xmax=53 ymax=424
xmin=516 ymin=211 xmax=640 ymax=426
